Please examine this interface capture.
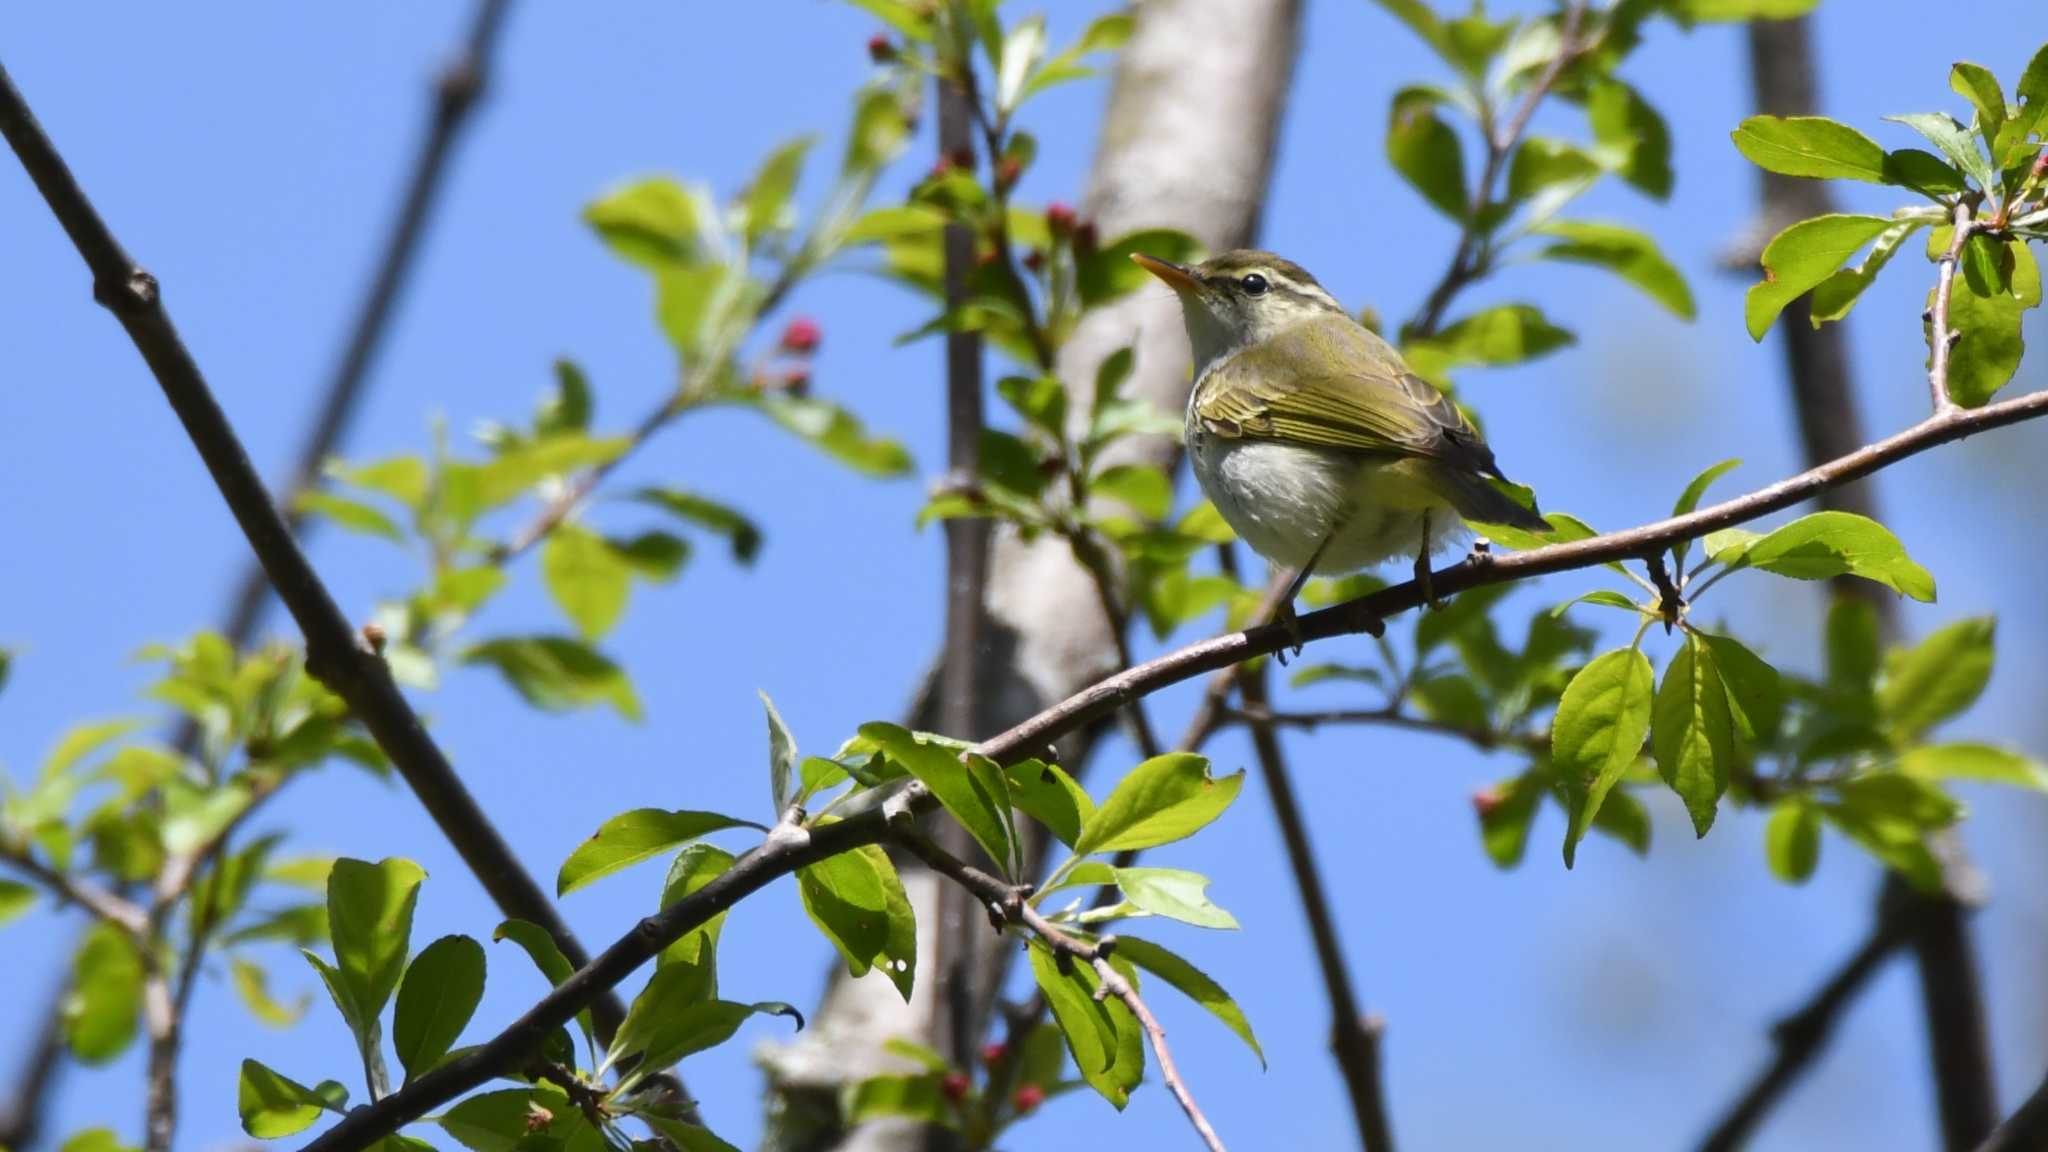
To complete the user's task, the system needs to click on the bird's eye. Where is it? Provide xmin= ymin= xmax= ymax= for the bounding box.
xmin=1240 ymin=273 xmax=1269 ymax=296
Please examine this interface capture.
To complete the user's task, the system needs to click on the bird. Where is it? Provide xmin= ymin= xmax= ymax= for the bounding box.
xmin=1133 ymin=248 xmax=1546 ymax=626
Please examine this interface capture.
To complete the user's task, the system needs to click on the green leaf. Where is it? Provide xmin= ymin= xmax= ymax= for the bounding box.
xmin=1698 ymin=632 xmax=1786 ymax=747
xmin=1092 ymin=464 xmax=1172 ymax=521
xmin=1996 ymin=44 xmax=2048 ymax=167
xmin=557 ymin=809 xmax=749 ymax=897
xmin=859 ymin=723 xmax=1013 ymax=875
xmin=0 ymin=879 xmax=36 ymax=927
xmin=1884 ymin=149 xmax=1972 ymax=199
xmin=1764 ymin=801 xmax=1821 ymax=883
xmin=798 ymin=842 xmax=916 ymax=1001
xmin=1507 ymin=137 xmax=1601 ymax=201
xmin=393 ymin=934 xmax=486 ymax=1085
xmin=843 ymin=1074 xmax=950 ymax=1127
xmin=1670 ymin=0 xmax=1818 ymax=18
xmin=1745 ymin=214 xmax=1897 ymax=340
xmin=1878 ymin=617 xmax=1993 ymax=742
xmin=659 ymin=843 xmax=737 ymax=973
xmin=1732 ymin=511 xmax=1935 ymax=602
xmin=295 ymin=491 xmax=404 ymax=541
xmin=1653 ymin=635 xmax=1737 ymax=837
xmin=541 ymin=524 xmax=632 ymax=641
xmin=1590 ymin=788 xmax=1652 ymax=856
xmin=1587 ymin=79 xmax=1672 ymax=199
xmin=744 ymin=393 xmax=913 ymax=477
xmin=1078 ymin=229 xmax=1203 ymax=308
xmin=584 ymin=177 xmax=705 ymax=268
xmin=1551 ymin=590 xmax=1647 ymax=619
xmin=237 ymin=1059 xmax=346 ymax=1138
xmin=1114 ymin=935 xmax=1265 ymax=1067
xmin=1901 ymin=742 xmax=2048 ymax=790
xmin=1885 ymin=112 xmax=1995 ymax=190
xmin=1411 ymin=305 xmax=1574 ymax=372
xmin=1809 ymin=218 xmax=1923 ymax=326
xmin=995 ymin=14 xmax=1047 ymax=114
xmin=327 ymin=857 xmax=425 ymax=1028
xmin=1113 ymin=867 xmax=1238 ymax=929
xmin=1475 ymin=772 xmax=1545 ymax=868
xmin=460 ymin=636 xmax=642 ymax=720
xmin=63 ymin=922 xmax=143 ymax=1063
xmin=1834 ymin=773 xmax=1961 ymax=829
xmin=1672 ymin=459 xmax=1741 ymax=567
xmin=1074 ymin=752 xmax=1243 ymax=857
xmin=1730 ymin=115 xmax=1887 ymax=182
xmin=1950 ymin=63 xmax=2008 ymax=145
xmin=1941 ymin=239 xmax=2039 ymax=408
xmin=1534 ymin=221 xmax=1694 ymax=319
xmin=1387 ymin=86 xmax=1468 ymax=220
xmin=740 ymin=137 xmax=813 ymax=241
xmin=641 ymin=1117 xmax=747 ymax=1152
xmin=1553 ymin=648 xmax=1654 ymax=867
xmin=608 ymin=981 xmax=799 ymax=1078
xmin=327 ymin=454 xmax=429 ymax=510
xmin=758 ymin=690 xmax=799 ymax=817
xmin=997 ymin=374 xmax=1067 ymax=438
xmin=1004 ymin=758 xmax=1095 ymax=849
xmin=536 ymin=359 xmax=593 ymax=438
xmin=230 ymin=957 xmax=308 ymax=1028
xmin=607 ymin=530 xmax=690 ymax=582
xmin=632 ymin=487 xmax=762 ymax=563
xmin=1027 ymin=940 xmax=1118 ymax=1090
xmin=437 ymin=1088 xmax=543 ymax=1152
xmin=491 ymin=919 xmax=594 ymax=1044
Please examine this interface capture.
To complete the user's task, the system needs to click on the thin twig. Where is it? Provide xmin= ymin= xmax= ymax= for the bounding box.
xmin=1222 ymin=704 xmax=1544 ymax=756
xmin=1236 ymin=663 xmax=1393 ymax=1151
xmin=894 ymin=826 xmax=1228 ymax=1152
xmin=1696 ymin=920 xmax=1906 ymax=1152
xmin=0 ymin=852 xmax=149 ymax=938
xmin=1927 ymin=201 xmax=1976 ymax=415
xmin=1406 ymin=0 xmax=1587 ymax=340
xmin=0 ymin=43 xmax=637 ymax=1057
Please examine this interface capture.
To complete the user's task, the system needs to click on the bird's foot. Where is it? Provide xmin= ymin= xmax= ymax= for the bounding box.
xmin=1274 ymin=601 xmax=1306 ymax=662
xmin=1415 ymin=553 xmax=1446 ymax=612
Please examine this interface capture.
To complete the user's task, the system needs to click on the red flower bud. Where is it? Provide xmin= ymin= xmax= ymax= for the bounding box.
xmin=941 ymin=1072 xmax=972 ymax=1103
xmin=1021 ymin=248 xmax=1046 ymax=273
xmin=1013 ymin=1083 xmax=1046 ymax=1114
xmin=996 ymin=155 xmax=1023 ymax=190
xmin=1471 ymin=787 xmax=1503 ymax=819
xmin=949 ymin=146 xmax=977 ymax=172
xmin=779 ymin=315 xmax=822 ymax=355
xmin=980 ymin=1042 xmax=1007 ymax=1067
xmin=867 ymin=34 xmax=896 ymax=63
xmin=1045 ymin=201 xmax=1077 ymax=234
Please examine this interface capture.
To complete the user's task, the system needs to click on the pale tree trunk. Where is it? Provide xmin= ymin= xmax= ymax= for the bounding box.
xmin=758 ymin=3 xmax=1301 ymax=1147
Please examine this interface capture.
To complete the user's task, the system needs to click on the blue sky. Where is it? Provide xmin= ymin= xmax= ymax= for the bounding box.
xmin=2 ymin=3 xmax=2046 ymax=1150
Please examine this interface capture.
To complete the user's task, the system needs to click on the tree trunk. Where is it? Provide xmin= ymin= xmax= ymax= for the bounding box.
xmin=758 ymin=3 xmax=1302 ymax=1146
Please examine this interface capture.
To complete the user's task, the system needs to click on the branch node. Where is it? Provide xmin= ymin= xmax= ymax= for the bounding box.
xmin=92 ymin=267 xmax=158 ymax=315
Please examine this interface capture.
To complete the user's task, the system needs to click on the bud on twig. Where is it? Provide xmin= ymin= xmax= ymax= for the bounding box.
xmin=867 ymin=34 xmax=896 ymax=63
xmin=778 ymin=316 xmax=822 ymax=355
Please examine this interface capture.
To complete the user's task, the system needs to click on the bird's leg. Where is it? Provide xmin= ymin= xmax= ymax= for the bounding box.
xmin=1415 ymin=510 xmax=1444 ymax=612
xmin=1270 ymin=524 xmax=1341 ymax=661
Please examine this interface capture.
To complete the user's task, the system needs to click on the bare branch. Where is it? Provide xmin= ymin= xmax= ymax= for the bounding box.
xmin=0 ymin=852 xmax=149 ymax=939
xmin=1236 ymin=664 xmax=1394 ymax=1150
xmin=1975 ymin=1070 xmax=2048 ymax=1152
xmin=1927 ymin=201 xmax=1977 ymax=415
xmin=0 ymin=44 xmax=635 ymax=1058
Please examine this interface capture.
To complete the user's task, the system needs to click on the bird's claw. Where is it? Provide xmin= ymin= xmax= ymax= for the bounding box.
xmin=1275 ymin=603 xmax=1306 ymax=663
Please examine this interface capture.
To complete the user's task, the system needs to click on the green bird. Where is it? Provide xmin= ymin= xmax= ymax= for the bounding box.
xmin=1134 ymin=249 xmax=1545 ymax=615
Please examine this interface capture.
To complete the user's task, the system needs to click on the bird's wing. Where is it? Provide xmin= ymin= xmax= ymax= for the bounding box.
xmin=1192 ymin=314 xmax=1505 ymax=478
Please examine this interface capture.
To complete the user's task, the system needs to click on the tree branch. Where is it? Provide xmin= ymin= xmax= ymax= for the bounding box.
xmin=1974 ymin=1069 xmax=2048 ymax=1152
xmin=0 ymin=45 xmax=635 ymax=1058
xmin=1927 ymin=201 xmax=1976 ymax=416
xmin=892 ymin=825 xmax=1228 ymax=1152
xmin=0 ymin=852 xmax=149 ymax=939
xmin=1235 ymin=662 xmax=1393 ymax=1150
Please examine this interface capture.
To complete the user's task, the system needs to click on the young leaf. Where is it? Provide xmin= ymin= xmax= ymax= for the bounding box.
xmin=1885 ymin=112 xmax=1995 ymax=190
xmin=542 ymin=524 xmax=633 ymax=641
xmin=1114 ymin=935 xmax=1265 ymax=1067
xmin=740 ymin=137 xmax=813 ymax=241
xmin=461 ymin=636 xmax=643 ymax=720
xmin=1698 ymin=632 xmax=1786 ymax=747
xmin=1730 ymin=115 xmax=1887 ymax=182
xmin=632 ymin=488 xmax=762 ymax=563
xmin=1387 ymin=86 xmax=1469 ymax=220
xmin=1733 ymin=511 xmax=1935 ymax=601
xmin=295 ymin=491 xmax=404 ymax=542
xmin=1113 ymin=867 xmax=1239 ymax=929
xmin=1475 ymin=771 xmax=1546 ymax=868
xmin=1670 ymin=458 xmax=1739 ymax=568
xmin=1745 ymin=214 xmax=1896 ymax=340
xmin=1003 ymin=758 xmax=1095 ymax=849
xmin=1877 ymin=617 xmax=1993 ymax=742
xmin=1764 ymin=801 xmax=1821 ymax=883
xmin=1553 ymin=648 xmax=1654 ymax=867
xmin=1027 ymin=940 xmax=1120 ymax=1097
xmin=64 ymin=922 xmax=143 ymax=1063
xmin=1410 ymin=305 xmax=1574 ymax=372
xmin=1587 ymin=79 xmax=1672 ymax=198
xmin=584 ymin=177 xmax=705 ymax=268
xmin=1809 ymin=218 xmax=1922 ymax=326
xmin=0 ymin=879 xmax=36 ymax=928
xmin=797 ymin=842 xmax=916 ymax=1001
xmin=230 ymin=957 xmax=308 ymax=1028
xmin=607 ymin=996 xmax=800 ymax=1081
xmin=392 ymin=934 xmax=486 ymax=1085
xmin=492 ymin=920 xmax=594 ymax=1044
xmin=761 ymin=691 xmax=797 ymax=816
xmin=859 ymin=724 xmax=1012 ymax=875
xmin=1653 ymin=635 xmax=1737 ymax=837
xmin=326 ymin=857 xmax=425 ymax=1031
xmin=744 ymin=393 xmax=913 ymax=477
xmin=557 ymin=810 xmax=749 ymax=897
xmin=1900 ymin=743 xmax=2048 ymax=790
xmin=659 ymin=844 xmax=737 ymax=972
xmin=1534 ymin=221 xmax=1695 ymax=319
xmin=1941 ymin=239 xmax=2040 ymax=408
xmin=1950 ymin=63 xmax=2008 ymax=146
xmin=237 ymin=1059 xmax=346 ymax=1139
xmin=537 ymin=359 xmax=594 ymax=438
xmin=1074 ymin=752 xmax=1243 ymax=857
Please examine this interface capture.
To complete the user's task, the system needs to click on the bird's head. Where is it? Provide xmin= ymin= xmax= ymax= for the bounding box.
xmin=1132 ymin=248 xmax=1344 ymax=370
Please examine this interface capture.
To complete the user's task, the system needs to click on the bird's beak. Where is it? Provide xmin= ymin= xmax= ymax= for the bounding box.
xmin=1130 ymin=252 xmax=1202 ymax=293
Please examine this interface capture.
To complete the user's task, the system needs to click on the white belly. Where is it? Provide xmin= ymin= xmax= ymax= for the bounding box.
xmin=1188 ymin=420 xmax=1465 ymax=574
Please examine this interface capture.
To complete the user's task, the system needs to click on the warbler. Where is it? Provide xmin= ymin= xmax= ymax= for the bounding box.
xmin=1134 ymin=249 xmax=1546 ymax=613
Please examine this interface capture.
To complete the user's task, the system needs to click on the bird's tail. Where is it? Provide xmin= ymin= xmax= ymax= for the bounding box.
xmin=1431 ymin=462 xmax=1549 ymax=533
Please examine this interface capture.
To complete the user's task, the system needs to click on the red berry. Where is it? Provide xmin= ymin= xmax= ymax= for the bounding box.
xmin=1021 ymin=248 xmax=1046 ymax=273
xmin=941 ymin=1072 xmax=971 ymax=1102
xmin=867 ymin=34 xmax=895 ymax=63
xmin=996 ymin=155 xmax=1023 ymax=190
xmin=980 ymin=1042 xmax=1007 ymax=1067
xmin=1471 ymin=787 xmax=1503 ymax=819
xmin=1013 ymin=1083 xmax=1046 ymax=1114
xmin=1045 ymin=202 xmax=1077 ymax=234
xmin=779 ymin=316 xmax=822 ymax=355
